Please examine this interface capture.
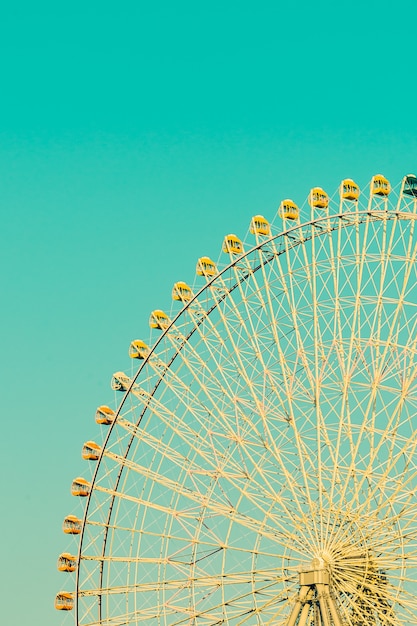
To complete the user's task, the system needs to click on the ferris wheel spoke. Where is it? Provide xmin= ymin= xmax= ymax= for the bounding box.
xmin=113 ymin=410 xmax=322 ymax=550
xmin=183 ymin=267 xmax=323 ymax=533
xmin=262 ymin=238 xmax=328 ymax=545
xmin=330 ymin=215 xmax=374 ymax=515
xmin=91 ymin=477 xmax=315 ymax=556
xmin=79 ymin=569 xmax=291 ymax=597
xmin=208 ymin=313 xmax=318 ymax=528
xmin=309 ymin=224 xmax=345 ymax=544
xmin=77 ymin=568 xmax=296 ymax=625
xmin=97 ymin=443 xmax=307 ymax=540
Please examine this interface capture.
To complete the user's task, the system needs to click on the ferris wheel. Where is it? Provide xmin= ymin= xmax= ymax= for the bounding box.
xmin=56 ymin=173 xmax=417 ymax=625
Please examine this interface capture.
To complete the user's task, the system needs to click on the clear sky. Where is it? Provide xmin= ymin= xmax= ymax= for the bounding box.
xmin=1 ymin=1 xmax=417 ymax=624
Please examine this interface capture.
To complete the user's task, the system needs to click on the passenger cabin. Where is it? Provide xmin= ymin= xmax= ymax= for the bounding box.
xmin=371 ymin=174 xmax=390 ymax=196
xmin=71 ymin=477 xmax=90 ymax=497
xmin=129 ymin=340 xmax=150 ymax=360
xmin=250 ymin=215 xmax=270 ymax=236
xmin=279 ymin=199 xmax=299 ymax=220
xmin=309 ymin=187 xmax=329 ymax=209
xmin=149 ymin=310 xmax=170 ymax=330
xmin=55 ymin=592 xmax=74 ymax=611
xmin=223 ymin=234 xmax=243 ymax=255
xmin=111 ymin=371 xmax=131 ymax=391
xmin=95 ymin=405 xmax=115 ymax=425
xmin=63 ymin=515 xmax=82 ymax=534
xmin=403 ymin=174 xmax=417 ymax=197
xmin=172 ymin=281 xmax=192 ymax=302
xmin=57 ymin=553 xmax=77 ymax=572
xmin=82 ymin=441 xmax=101 ymax=461
xmin=196 ymin=256 xmax=217 ymax=277
xmin=340 ymin=178 xmax=360 ymax=201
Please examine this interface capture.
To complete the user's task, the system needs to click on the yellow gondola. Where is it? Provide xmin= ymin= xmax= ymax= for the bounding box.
xmin=55 ymin=592 xmax=74 ymax=611
xmin=172 ymin=281 xmax=192 ymax=302
xmin=149 ymin=310 xmax=170 ymax=330
xmin=340 ymin=178 xmax=360 ymax=201
xmin=57 ymin=553 xmax=77 ymax=572
xmin=279 ymin=199 xmax=299 ymax=220
xmin=111 ymin=371 xmax=131 ymax=391
xmin=95 ymin=405 xmax=115 ymax=425
xmin=129 ymin=339 xmax=150 ymax=360
xmin=250 ymin=215 xmax=270 ymax=236
xmin=309 ymin=187 xmax=329 ymax=209
xmin=62 ymin=515 xmax=82 ymax=534
xmin=71 ymin=477 xmax=90 ymax=497
xmin=196 ymin=256 xmax=217 ymax=277
xmin=371 ymin=174 xmax=390 ymax=196
xmin=82 ymin=441 xmax=101 ymax=461
xmin=223 ymin=234 xmax=243 ymax=255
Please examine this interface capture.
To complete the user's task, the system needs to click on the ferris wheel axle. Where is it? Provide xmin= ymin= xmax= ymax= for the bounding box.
xmin=287 ymin=560 xmax=343 ymax=626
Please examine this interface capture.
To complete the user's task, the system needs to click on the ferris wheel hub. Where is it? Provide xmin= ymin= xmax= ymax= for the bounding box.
xmin=299 ymin=564 xmax=329 ymax=587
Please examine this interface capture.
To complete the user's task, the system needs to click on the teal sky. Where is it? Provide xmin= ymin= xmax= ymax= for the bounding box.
xmin=1 ymin=1 xmax=417 ymax=624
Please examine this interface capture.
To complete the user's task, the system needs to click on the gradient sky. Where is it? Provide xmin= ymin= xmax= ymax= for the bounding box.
xmin=1 ymin=1 xmax=417 ymax=625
